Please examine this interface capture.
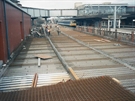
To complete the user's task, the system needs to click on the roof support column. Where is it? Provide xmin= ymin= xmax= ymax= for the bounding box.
xmin=83 ymin=21 xmax=87 ymax=26
xmin=108 ymin=19 xmax=110 ymax=31
xmin=118 ymin=19 xmax=121 ymax=28
xmin=45 ymin=18 xmax=47 ymax=24
xmin=31 ymin=19 xmax=34 ymax=25
xmin=113 ymin=6 xmax=116 ymax=29
xmin=61 ymin=10 xmax=62 ymax=17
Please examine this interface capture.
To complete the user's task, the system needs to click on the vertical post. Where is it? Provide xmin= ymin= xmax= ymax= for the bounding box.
xmin=113 ymin=6 xmax=117 ymax=30
xmin=108 ymin=19 xmax=110 ymax=31
xmin=99 ymin=21 xmax=101 ymax=28
xmin=27 ymin=8 xmax=28 ymax=14
xmin=77 ymin=9 xmax=79 ymax=16
xmin=92 ymin=27 xmax=94 ymax=33
xmin=45 ymin=18 xmax=47 ymax=24
xmin=61 ymin=10 xmax=62 ymax=17
xmin=83 ymin=21 xmax=86 ymax=26
xmin=118 ymin=19 xmax=121 ymax=28
xmin=98 ymin=5 xmax=99 ymax=13
xmin=131 ymin=31 xmax=134 ymax=42
xmin=33 ymin=9 xmax=35 ymax=18
xmin=115 ymin=29 xmax=117 ymax=39
xmin=39 ymin=9 xmax=41 ymax=17
xmin=31 ymin=18 xmax=34 ymax=25
xmin=48 ymin=10 xmax=49 ymax=17
xmin=3 ymin=0 xmax=10 ymax=59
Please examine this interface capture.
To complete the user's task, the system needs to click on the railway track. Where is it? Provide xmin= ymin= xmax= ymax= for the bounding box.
xmin=0 ymin=25 xmax=135 ymax=95
xmin=49 ymin=26 xmax=135 ymax=94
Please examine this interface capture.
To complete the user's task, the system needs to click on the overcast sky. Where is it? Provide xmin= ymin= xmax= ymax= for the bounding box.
xmin=19 ymin=0 xmax=135 ymax=9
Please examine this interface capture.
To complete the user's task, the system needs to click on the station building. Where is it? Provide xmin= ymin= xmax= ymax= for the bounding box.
xmin=74 ymin=3 xmax=135 ymax=29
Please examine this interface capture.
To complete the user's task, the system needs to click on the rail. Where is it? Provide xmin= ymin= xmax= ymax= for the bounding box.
xmin=42 ymin=26 xmax=79 ymax=80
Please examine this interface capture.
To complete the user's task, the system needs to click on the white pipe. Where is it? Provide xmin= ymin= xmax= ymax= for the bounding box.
xmin=38 ymin=57 xmax=40 ymax=67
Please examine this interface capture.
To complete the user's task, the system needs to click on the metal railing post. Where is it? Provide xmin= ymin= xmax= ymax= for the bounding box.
xmin=115 ymin=29 xmax=117 ymax=39
xmin=131 ymin=31 xmax=134 ymax=42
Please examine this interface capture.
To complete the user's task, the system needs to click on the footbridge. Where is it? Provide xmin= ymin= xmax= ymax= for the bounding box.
xmin=22 ymin=7 xmax=78 ymax=18
xmin=22 ymin=4 xmax=135 ymax=29
xmin=22 ymin=3 xmax=135 ymax=19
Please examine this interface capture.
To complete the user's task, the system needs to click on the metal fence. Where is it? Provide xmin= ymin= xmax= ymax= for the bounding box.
xmin=75 ymin=26 xmax=135 ymax=44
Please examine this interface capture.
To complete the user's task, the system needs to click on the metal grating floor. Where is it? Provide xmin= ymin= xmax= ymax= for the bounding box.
xmin=0 ymin=76 xmax=135 ymax=101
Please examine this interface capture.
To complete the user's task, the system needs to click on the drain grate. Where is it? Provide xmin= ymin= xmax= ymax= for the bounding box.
xmin=0 ymin=76 xmax=135 ymax=101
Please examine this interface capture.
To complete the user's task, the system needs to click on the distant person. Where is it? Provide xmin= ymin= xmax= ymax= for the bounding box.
xmin=45 ymin=26 xmax=50 ymax=36
xmin=48 ymin=29 xmax=50 ymax=36
xmin=57 ymin=26 xmax=60 ymax=35
xmin=45 ymin=26 xmax=49 ymax=36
